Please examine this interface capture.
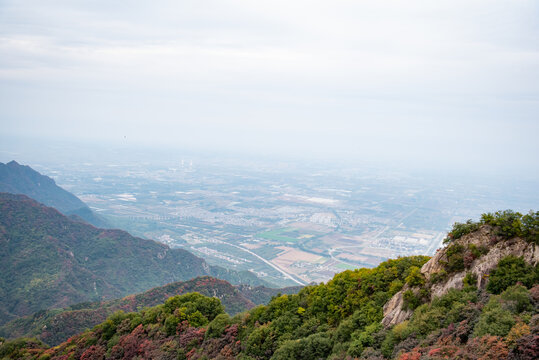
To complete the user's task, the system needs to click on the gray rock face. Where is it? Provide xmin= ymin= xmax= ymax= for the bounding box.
xmin=382 ymin=286 xmax=413 ymax=327
xmin=382 ymin=226 xmax=538 ymax=328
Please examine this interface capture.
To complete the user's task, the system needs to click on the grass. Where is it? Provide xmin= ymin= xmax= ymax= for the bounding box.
xmin=257 ymin=228 xmax=299 ymax=243
xmin=336 ymin=263 xmax=356 ymax=270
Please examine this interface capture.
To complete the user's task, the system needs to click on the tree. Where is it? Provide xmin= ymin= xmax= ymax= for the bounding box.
xmin=473 ymin=297 xmax=515 ymax=337
xmin=405 ymin=267 xmax=425 ymax=287
xmin=487 ymin=256 xmax=537 ymax=294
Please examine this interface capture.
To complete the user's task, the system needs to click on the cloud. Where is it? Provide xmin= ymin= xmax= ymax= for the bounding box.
xmin=0 ymin=0 xmax=538 ymax=174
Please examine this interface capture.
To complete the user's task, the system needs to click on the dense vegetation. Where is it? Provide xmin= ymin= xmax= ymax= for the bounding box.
xmin=0 ymin=256 xmax=431 ymax=359
xmin=0 ymin=277 xmax=249 ymax=346
xmin=1 ymin=254 xmax=538 ymax=359
xmin=0 ymin=193 xmax=268 ymax=325
xmin=444 ymin=210 xmax=539 ymax=245
xmin=0 ymin=277 xmax=301 ymax=347
xmin=1 ymin=207 xmax=537 ymax=359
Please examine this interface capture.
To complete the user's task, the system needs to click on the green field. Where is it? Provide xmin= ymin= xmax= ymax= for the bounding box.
xmin=336 ymin=263 xmax=356 ymax=270
xmin=256 ymin=228 xmax=299 ymax=243
xmin=252 ymin=244 xmax=284 ymax=259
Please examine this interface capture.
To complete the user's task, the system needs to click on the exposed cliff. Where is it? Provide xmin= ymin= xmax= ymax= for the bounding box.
xmin=383 ymin=224 xmax=539 ymax=327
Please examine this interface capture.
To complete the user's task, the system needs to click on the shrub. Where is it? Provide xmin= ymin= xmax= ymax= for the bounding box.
xmin=500 ymin=285 xmax=533 ymax=314
xmin=347 ymin=323 xmax=382 ymax=357
xmin=333 ymin=318 xmax=355 ymax=343
xmin=205 ymin=314 xmax=231 ymax=339
xmin=164 ymin=315 xmax=180 ymax=336
xmin=0 ymin=338 xmax=46 ymax=358
xmin=272 ymin=333 xmax=332 ymax=360
xmin=379 ymin=321 xmax=411 ymax=358
xmin=444 ymin=220 xmax=480 ymax=244
xmin=187 ymin=311 xmax=208 ymax=328
xmin=473 ymin=297 xmax=516 ymax=337
xmin=509 ymin=333 xmax=539 ymax=360
xmin=244 ymin=325 xmax=277 ymax=358
xmin=463 ymin=272 xmax=477 ymax=288
xmin=445 ymin=244 xmax=465 ymax=273
xmin=429 ymin=270 xmax=447 ymax=284
xmin=468 ymin=243 xmax=488 ymax=258
xmin=444 ymin=210 xmax=538 ymax=245
xmin=506 ymin=322 xmax=531 ymax=347
xmin=404 ymin=288 xmax=479 ymax=340
xmin=466 ymin=335 xmax=509 ymax=359
xmin=405 ymin=267 xmax=425 ymax=287
xmin=487 ymin=256 xmax=537 ymax=294
xmin=347 ymin=338 xmax=365 ymax=358
xmin=521 ymin=211 xmax=539 ymax=244
xmin=481 ymin=210 xmax=523 ymax=239
xmin=380 ymin=331 xmax=398 ymax=358
xmin=389 ymin=279 xmax=404 ymax=295
xmin=403 ymin=290 xmax=421 ymax=311
xmin=481 ymin=210 xmax=538 ymax=243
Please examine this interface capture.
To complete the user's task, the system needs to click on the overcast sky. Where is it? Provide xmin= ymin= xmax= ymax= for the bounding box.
xmin=1 ymin=0 xmax=538 ymax=175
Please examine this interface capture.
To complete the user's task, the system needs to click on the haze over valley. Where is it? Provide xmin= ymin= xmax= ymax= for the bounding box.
xmin=4 ymin=143 xmax=535 ymax=287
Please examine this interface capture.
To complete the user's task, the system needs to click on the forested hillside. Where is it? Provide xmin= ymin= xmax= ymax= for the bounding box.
xmin=0 ymin=193 xmax=269 ymax=325
xmin=0 ymin=277 xmax=301 ymax=347
xmin=0 ymin=277 xmax=254 ymax=346
xmin=1 ymin=210 xmax=537 ymax=359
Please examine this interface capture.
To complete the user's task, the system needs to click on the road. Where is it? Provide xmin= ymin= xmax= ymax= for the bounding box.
xmin=215 ymin=239 xmax=307 ymax=286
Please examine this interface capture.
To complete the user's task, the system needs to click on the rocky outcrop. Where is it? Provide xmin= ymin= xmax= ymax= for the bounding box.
xmin=382 ymin=225 xmax=538 ymax=328
xmin=382 ymin=286 xmax=413 ymax=327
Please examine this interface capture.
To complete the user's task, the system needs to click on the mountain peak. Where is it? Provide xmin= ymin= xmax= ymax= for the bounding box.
xmin=382 ymin=212 xmax=539 ymax=328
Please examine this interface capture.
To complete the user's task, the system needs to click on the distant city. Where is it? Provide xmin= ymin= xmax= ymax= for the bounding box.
xmin=23 ymin=151 xmax=536 ymax=288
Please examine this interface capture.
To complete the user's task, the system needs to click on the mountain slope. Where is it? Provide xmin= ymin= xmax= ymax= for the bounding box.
xmin=0 ymin=160 xmax=108 ymax=227
xmin=0 ymin=277 xmax=255 ymax=346
xmin=1 ymin=210 xmax=536 ymax=360
xmin=0 ymin=193 xmax=269 ymax=325
xmin=0 ymin=280 xmax=302 ymax=347
xmin=0 ymin=280 xmax=303 ymax=347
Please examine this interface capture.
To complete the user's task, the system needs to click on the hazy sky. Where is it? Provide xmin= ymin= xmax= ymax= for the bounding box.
xmin=1 ymin=1 xmax=538 ymax=174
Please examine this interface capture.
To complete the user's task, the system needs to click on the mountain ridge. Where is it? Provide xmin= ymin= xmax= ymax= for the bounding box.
xmin=0 ymin=160 xmax=108 ymax=227
xmin=0 ymin=277 xmax=301 ymax=347
xmin=0 ymin=193 xmax=270 ymax=325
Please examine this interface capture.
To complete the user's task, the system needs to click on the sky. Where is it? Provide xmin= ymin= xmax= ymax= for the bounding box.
xmin=1 ymin=0 xmax=538 ymax=175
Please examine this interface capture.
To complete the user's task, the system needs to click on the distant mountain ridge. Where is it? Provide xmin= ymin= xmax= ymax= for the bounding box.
xmin=0 ymin=193 xmax=270 ymax=325
xmin=0 ymin=160 xmax=108 ymax=227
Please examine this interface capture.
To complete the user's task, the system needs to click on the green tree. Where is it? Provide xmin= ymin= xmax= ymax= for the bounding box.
xmin=473 ymin=297 xmax=515 ymax=337
xmin=487 ymin=256 xmax=537 ymax=294
xmin=405 ymin=266 xmax=425 ymax=287
xmin=205 ymin=313 xmax=231 ymax=339
xmin=164 ymin=315 xmax=180 ymax=336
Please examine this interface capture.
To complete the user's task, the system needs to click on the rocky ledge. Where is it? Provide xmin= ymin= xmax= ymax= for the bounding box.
xmin=382 ymin=225 xmax=539 ymax=327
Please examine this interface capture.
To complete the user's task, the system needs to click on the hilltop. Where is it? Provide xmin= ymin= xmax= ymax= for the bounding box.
xmin=383 ymin=211 xmax=539 ymax=328
xmin=0 ymin=277 xmax=301 ymax=347
xmin=1 ymin=210 xmax=536 ymax=359
xmin=0 ymin=161 xmax=108 ymax=227
xmin=0 ymin=193 xmax=269 ymax=325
